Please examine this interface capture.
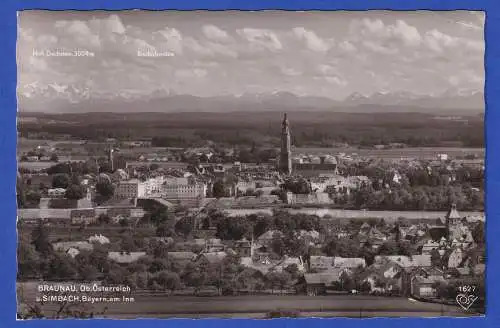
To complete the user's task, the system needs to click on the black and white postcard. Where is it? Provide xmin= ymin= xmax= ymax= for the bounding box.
xmin=16 ymin=10 xmax=485 ymax=319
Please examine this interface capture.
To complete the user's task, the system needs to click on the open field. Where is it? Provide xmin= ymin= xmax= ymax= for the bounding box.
xmin=17 ymin=289 xmax=479 ymax=318
xmin=18 ymin=146 xmax=484 ymax=172
xmin=294 ymin=147 xmax=484 ymax=160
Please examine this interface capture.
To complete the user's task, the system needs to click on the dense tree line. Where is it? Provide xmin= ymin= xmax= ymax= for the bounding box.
xmin=19 ymin=112 xmax=484 ymax=149
xmin=332 ymin=184 xmax=484 ymax=211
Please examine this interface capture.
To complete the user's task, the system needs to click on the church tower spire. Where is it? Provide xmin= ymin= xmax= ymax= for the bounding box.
xmin=280 ymin=113 xmax=292 ymax=175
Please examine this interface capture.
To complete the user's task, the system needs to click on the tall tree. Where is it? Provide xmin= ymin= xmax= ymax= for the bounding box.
xmin=212 ymin=180 xmax=226 ymax=199
xmin=31 ymin=222 xmax=52 ymax=255
xmin=65 ymin=184 xmax=85 ymax=200
xmin=430 ymin=249 xmax=443 ymax=269
xmin=52 ymin=173 xmax=70 ymax=189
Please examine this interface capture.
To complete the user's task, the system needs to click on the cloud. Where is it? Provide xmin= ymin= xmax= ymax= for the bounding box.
xmin=155 ymin=27 xmax=184 ymax=54
xmin=67 ymin=20 xmax=92 ymax=35
xmin=37 ymin=34 xmax=58 ymax=44
xmin=103 ymin=14 xmax=126 ymax=34
xmin=206 ymin=42 xmax=238 ymax=58
xmin=237 ymin=28 xmax=282 ymax=51
xmin=17 ymin=11 xmax=485 ymax=100
xmin=363 ymin=40 xmax=399 ymax=55
xmin=317 ymin=64 xmax=338 ymax=76
xmin=292 ymin=27 xmax=331 ymax=52
xmin=324 ymin=76 xmax=347 ymax=86
xmin=280 ymin=66 xmax=302 ymax=77
xmin=448 ymin=69 xmax=484 ymax=88
xmin=175 ymin=68 xmax=208 ymax=79
xmin=184 ymin=37 xmax=214 ymax=56
xmin=54 ymin=19 xmax=101 ymax=48
xmin=351 ymin=18 xmax=421 ymax=47
xmin=424 ymin=29 xmax=484 ymax=54
xmin=424 ymin=29 xmax=459 ymax=53
xmin=202 ymin=25 xmax=230 ymax=42
xmin=28 ymin=56 xmax=48 ymax=71
xmin=19 ymin=28 xmax=34 ymax=42
xmin=339 ymin=40 xmax=356 ymax=52
xmin=457 ymin=21 xmax=483 ymax=31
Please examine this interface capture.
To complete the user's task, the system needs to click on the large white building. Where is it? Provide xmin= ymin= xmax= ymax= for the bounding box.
xmin=114 ymin=176 xmax=206 ymax=205
xmin=162 ymin=182 xmax=207 ymax=201
xmin=114 ymin=179 xmax=146 ymax=199
xmin=114 ymin=176 xmax=165 ymax=199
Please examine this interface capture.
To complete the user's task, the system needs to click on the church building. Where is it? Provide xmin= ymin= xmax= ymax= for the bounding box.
xmin=278 ymin=113 xmax=339 ymax=177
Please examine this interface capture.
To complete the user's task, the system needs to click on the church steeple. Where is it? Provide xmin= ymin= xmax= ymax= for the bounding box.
xmin=280 ymin=113 xmax=292 ymax=175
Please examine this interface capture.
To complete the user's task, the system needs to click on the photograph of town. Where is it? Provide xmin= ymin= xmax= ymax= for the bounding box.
xmin=16 ymin=10 xmax=485 ymax=319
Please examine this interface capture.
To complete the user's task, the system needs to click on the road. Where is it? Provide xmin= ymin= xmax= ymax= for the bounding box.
xmin=22 ymin=294 xmax=481 ymax=319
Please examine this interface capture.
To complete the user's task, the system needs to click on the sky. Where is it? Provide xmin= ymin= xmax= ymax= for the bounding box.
xmin=17 ymin=10 xmax=485 ymax=100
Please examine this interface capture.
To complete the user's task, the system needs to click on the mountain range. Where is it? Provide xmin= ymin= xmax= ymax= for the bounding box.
xmin=18 ymin=82 xmax=484 ymax=114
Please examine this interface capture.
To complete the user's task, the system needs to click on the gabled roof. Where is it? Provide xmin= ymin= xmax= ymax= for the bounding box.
xmin=474 ymin=264 xmax=485 ymax=275
xmin=88 ymin=234 xmax=110 ymax=244
xmin=53 ymin=241 xmax=93 ymax=252
xmin=446 ymin=204 xmax=461 ymax=220
xmin=108 ymin=251 xmax=146 ymax=264
xmin=375 ymin=255 xmax=431 ymax=268
xmin=304 ymin=270 xmax=343 ymax=285
xmin=360 ymin=222 xmax=371 ymax=231
xmin=168 ymin=251 xmax=196 ymax=261
xmin=310 ymin=256 xmax=334 ymax=268
xmin=456 ymin=267 xmax=471 ymax=276
xmin=199 ymin=251 xmax=227 ymax=264
xmin=258 ymin=230 xmax=284 ymax=241
xmin=333 ymin=257 xmax=366 ymax=268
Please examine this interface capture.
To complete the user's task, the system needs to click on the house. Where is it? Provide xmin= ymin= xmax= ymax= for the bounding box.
xmin=257 ymin=230 xmax=284 ymax=246
xmin=108 ymin=251 xmax=147 ymax=264
xmin=401 ymin=266 xmax=445 ymax=297
xmin=411 ymin=267 xmax=445 ymax=281
xmin=168 ymin=251 xmax=196 ymax=265
xmin=446 ymin=248 xmax=464 ymax=269
xmin=359 ymin=222 xmax=371 ymax=235
xmin=25 ymin=174 xmax=52 ymax=189
xmin=412 ymin=277 xmax=438 ymax=298
xmin=474 ymin=264 xmax=485 ymax=276
xmin=70 ymin=208 xmax=96 ymax=225
xmin=194 ymin=238 xmax=226 ymax=252
xmin=333 ymin=257 xmax=366 ymax=269
xmin=302 ymin=269 xmax=344 ymax=296
xmin=360 ymin=259 xmax=404 ymax=293
xmin=297 ymin=230 xmax=321 ymax=245
xmin=196 ymin=252 xmax=227 ymax=266
xmin=421 ymin=240 xmax=441 ymax=254
xmin=391 ymin=170 xmax=402 ymax=184
xmin=66 ymin=247 xmax=80 ymax=258
xmin=241 ymin=256 xmax=304 ymax=275
xmin=272 ymin=256 xmax=305 ymax=273
xmin=48 ymin=188 xmax=66 ymax=199
xmin=309 ymin=256 xmax=335 ymax=272
xmin=88 ymin=234 xmax=110 ymax=244
xmin=233 ymin=238 xmax=252 ymax=257
xmin=375 ymin=255 xmax=432 ymax=269
xmin=455 ymin=267 xmax=472 ymax=277
xmin=52 ymin=241 xmax=93 ymax=253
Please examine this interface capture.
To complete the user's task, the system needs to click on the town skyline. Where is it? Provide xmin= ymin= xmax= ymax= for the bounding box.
xmin=16 ymin=10 xmax=485 ymax=319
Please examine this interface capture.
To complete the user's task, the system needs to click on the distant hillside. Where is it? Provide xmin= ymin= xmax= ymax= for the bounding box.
xmin=18 ymin=83 xmax=484 ymax=115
